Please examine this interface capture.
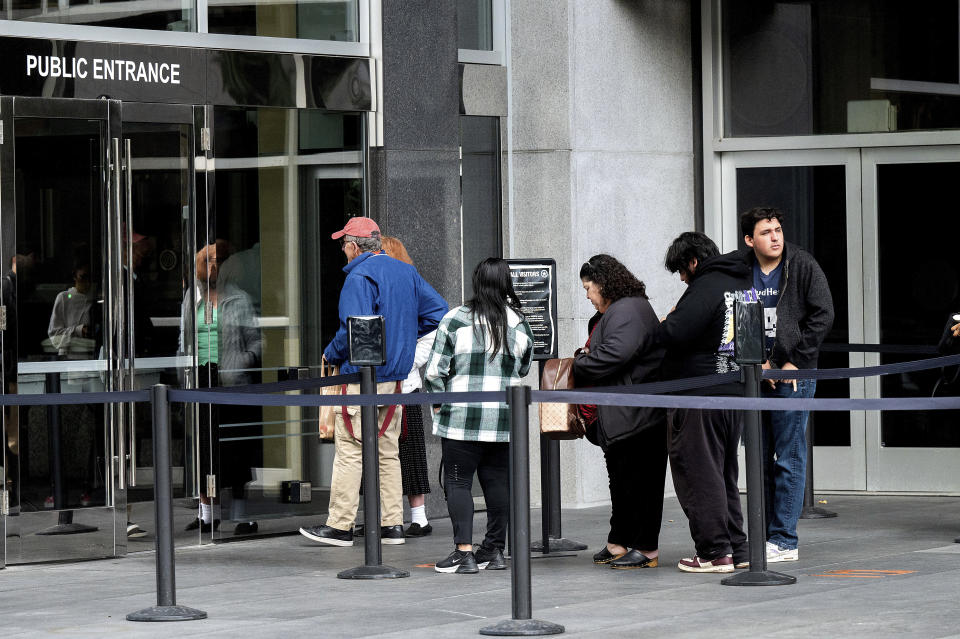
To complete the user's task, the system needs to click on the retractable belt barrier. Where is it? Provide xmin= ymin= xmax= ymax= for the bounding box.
xmin=1 ymin=347 xmax=952 ymax=626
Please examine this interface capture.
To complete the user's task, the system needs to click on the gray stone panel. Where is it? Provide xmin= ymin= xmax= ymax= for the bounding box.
xmin=572 ymin=150 xmax=694 ymax=320
xmin=511 ymin=0 xmax=571 ymax=151
xmin=460 ymin=63 xmax=508 ymax=116
xmin=510 ymin=149 xmax=574 ymax=320
xmin=571 ymin=0 xmax=693 ymax=154
xmin=373 ymin=148 xmax=463 ymax=306
xmin=381 ymin=0 xmax=459 ymax=152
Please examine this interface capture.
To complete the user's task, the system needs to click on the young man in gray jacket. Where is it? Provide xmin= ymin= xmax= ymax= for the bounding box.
xmin=740 ymin=207 xmax=834 ymax=563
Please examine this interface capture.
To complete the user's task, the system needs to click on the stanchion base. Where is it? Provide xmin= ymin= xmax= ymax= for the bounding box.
xmin=35 ymin=523 xmax=99 ymax=536
xmin=126 ymin=605 xmax=208 ymax=622
xmin=800 ymin=506 xmax=837 ymax=519
xmin=721 ymin=570 xmax=797 ymax=586
xmin=337 ymin=564 xmax=410 ymax=580
xmin=530 ymin=537 xmax=587 ymax=554
xmin=479 ymin=618 xmax=565 ymax=636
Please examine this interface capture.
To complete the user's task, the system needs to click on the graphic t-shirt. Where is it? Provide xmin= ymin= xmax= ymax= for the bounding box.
xmin=753 ymin=261 xmax=782 ymax=354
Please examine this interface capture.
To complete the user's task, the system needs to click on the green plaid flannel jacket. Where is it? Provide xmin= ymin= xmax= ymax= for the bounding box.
xmin=424 ymin=305 xmax=534 ymax=442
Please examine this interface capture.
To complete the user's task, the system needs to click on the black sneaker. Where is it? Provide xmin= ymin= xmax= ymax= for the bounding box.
xmin=404 ymin=523 xmax=433 ymax=537
xmin=299 ymin=525 xmax=354 ymax=546
xmin=234 ymin=522 xmax=258 ymax=535
xmin=475 ymin=545 xmax=507 ymax=570
xmin=381 ymin=525 xmax=405 ymax=545
xmin=434 ymin=549 xmax=479 ymax=574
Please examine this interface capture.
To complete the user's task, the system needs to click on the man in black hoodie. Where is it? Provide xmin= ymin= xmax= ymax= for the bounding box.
xmin=740 ymin=207 xmax=833 ymax=564
xmin=659 ymin=231 xmax=753 ymax=573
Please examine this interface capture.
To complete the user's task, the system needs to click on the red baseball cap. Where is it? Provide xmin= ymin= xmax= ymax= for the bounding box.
xmin=331 ymin=217 xmax=381 ymax=240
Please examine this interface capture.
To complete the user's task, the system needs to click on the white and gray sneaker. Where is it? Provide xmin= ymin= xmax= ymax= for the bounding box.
xmin=765 ymin=541 xmax=798 ymax=562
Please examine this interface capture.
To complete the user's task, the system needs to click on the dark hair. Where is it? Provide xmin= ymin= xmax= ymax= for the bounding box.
xmin=466 ymin=258 xmax=523 ymax=360
xmin=578 ymin=254 xmax=647 ymax=302
xmin=664 ymin=232 xmax=719 ymax=274
xmin=740 ymin=207 xmax=785 ymax=238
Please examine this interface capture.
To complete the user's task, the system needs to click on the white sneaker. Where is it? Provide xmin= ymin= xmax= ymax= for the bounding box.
xmin=765 ymin=541 xmax=798 ymax=562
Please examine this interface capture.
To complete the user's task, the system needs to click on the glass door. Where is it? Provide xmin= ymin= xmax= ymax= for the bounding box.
xmin=720 ymin=149 xmax=866 ymax=491
xmin=118 ymin=102 xmax=200 ymax=549
xmin=0 ymin=96 xmax=123 ymax=563
xmin=862 ymin=146 xmax=960 ymax=492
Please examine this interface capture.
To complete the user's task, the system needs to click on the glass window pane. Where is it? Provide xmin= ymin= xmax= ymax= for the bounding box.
xmin=460 ymin=116 xmax=501 ymax=299
xmin=7 ymin=0 xmax=196 ymax=31
xmin=878 ymin=162 xmax=960 ymax=448
xmin=723 ymin=1 xmax=960 ymax=136
xmin=736 ymin=165 xmax=850 ymax=446
xmin=208 ymin=0 xmax=358 ymax=41
xmin=207 ymin=106 xmax=362 ymax=530
xmin=458 ymin=0 xmax=493 ymax=51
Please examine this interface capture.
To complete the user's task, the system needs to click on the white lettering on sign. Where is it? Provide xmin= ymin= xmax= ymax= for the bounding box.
xmin=27 ymin=55 xmax=182 ymax=85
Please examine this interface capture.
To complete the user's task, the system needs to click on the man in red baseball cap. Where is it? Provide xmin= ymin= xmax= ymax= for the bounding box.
xmin=300 ymin=216 xmax=447 ymax=547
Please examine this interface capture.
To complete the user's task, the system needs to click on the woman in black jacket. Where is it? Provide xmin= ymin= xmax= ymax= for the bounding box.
xmin=573 ymin=254 xmax=666 ymax=570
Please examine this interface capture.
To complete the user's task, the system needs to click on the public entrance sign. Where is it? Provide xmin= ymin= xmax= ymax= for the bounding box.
xmin=506 ymin=259 xmax=557 ymax=360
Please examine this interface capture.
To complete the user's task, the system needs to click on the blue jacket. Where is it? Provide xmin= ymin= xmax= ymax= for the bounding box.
xmin=323 ymin=251 xmax=448 ymax=382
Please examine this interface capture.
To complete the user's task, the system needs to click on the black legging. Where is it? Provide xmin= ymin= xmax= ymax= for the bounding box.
xmin=441 ymin=438 xmax=509 ymax=550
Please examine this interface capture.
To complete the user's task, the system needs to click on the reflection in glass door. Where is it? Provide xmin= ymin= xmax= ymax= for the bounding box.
xmin=119 ymin=105 xmax=199 ymax=549
xmin=862 ymin=147 xmax=960 ymax=492
xmin=721 ymin=149 xmax=865 ymax=491
xmin=0 ymin=97 xmax=121 ymax=563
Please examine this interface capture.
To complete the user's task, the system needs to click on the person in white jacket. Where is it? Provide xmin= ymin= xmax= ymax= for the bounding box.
xmin=47 ymin=263 xmax=94 ymax=359
xmin=382 ymin=236 xmax=437 ymax=536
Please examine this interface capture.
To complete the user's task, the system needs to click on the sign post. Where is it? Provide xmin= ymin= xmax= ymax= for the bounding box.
xmin=506 ymin=260 xmax=586 ymax=556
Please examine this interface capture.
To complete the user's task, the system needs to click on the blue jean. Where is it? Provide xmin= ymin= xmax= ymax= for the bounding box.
xmin=762 ymin=378 xmax=816 ymax=550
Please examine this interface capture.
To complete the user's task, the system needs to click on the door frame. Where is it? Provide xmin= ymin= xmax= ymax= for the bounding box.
xmin=0 ymin=95 xmax=125 ymax=563
xmin=720 ymin=148 xmax=867 ymax=491
xmin=861 ymin=145 xmax=960 ymax=492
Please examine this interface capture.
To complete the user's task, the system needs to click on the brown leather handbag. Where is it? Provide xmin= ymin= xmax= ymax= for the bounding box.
xmin=538 ymin=358 xmax=586 ymax=440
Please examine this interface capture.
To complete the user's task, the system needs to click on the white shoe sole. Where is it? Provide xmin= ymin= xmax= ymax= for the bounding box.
xmin=677 ymin=561 xmax=734 ymax=574
xmin=299 ymin=527 xmax=354 ymax=546
xmin=380 ymin=537 xmax=405 ymax=545
xmin=434 ymin=563 xmax=477 ymax=574
xmin=767 ymin=552 xmax=798 ymax=562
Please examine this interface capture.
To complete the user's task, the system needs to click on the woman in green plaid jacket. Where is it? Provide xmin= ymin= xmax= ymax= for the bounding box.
xmin=424 ymin=258 xmax=534 ymax=574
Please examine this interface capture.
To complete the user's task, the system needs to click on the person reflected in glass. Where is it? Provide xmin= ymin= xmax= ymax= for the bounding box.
xmin=47 ymin=261 xmax=94 ymax=359
xmin=184 ymin=240 xmax=229 ymax=533
xmin=216 ymin=245 xmax=264 ymax=535
xmin=381 ymin=236 xmax=435 ymax=537
xmin=424 ymin=258 xmax=534 ymax=574
xmin=573 ymin=255 xmax=667 ymax=570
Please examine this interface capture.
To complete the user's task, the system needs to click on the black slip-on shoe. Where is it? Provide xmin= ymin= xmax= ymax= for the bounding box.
xmin=381 ymin=524 xmax=405 ymax=545
xmin=299 ymin=524 xmax=354 ymax=546
xmin=435 ymin=549 xmax=479 ymax=574
xmin=404 ymin=523 xmax=433 ymax=537
xmin=593 ymin=547 xmax=627 ymax=565
xmin=234 ymin=522 xmax=258 ymax=535
xmin=609 ymin=549 xmax=658 ymax=569
xmin=475 ymin=545 xmax=507 ymax=570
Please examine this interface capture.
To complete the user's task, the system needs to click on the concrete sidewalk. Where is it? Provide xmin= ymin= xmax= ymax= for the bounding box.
xmin=2 ymin=494 xmax=960 ymax=638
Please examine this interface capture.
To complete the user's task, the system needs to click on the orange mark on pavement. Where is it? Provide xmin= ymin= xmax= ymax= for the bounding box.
xmin=811 ymin=569 xmax=916 ymax=579
xmin=415 ymin=563 xmax=436 ymax=568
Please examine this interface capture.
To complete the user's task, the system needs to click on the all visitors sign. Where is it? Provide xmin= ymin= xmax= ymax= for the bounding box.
xmin=507 ymin=258 xmax=557 ymax=360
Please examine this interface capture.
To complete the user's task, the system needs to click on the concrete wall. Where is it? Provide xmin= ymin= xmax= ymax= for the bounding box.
xmin=510 ymin=0 xmax=697 ymax=507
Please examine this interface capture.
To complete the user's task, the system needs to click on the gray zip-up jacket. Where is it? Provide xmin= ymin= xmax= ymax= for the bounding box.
xmin=742 ymin=243 xmax=834 ymax=369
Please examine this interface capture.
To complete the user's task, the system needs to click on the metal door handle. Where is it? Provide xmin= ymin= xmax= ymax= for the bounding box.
xmin=111 ymin=136 xmax=126 ymax=492
xmin=123 ymin=138 xmax=138 ymax=487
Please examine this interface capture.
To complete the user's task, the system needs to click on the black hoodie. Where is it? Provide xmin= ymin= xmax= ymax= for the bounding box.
xmin=656 ymin=251 xmax=753 ymax=396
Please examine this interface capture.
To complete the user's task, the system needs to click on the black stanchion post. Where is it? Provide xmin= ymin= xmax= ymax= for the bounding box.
xmin=37 ymin=373 xmax=96 ymax=536
xmin=722 ymin=299 xmax=795 ymax=587
xmin=531 ymin=361 xmax=586 ymax=558
xmin=338 ymin=316 xmax=408 ymax=580
xmin=128 ymin=384 xmax=207 ymax=622
xmin=480 ymin=385 xmax=563 ymax=637
xmin=800 ymin=416 xmax=837 ymax=519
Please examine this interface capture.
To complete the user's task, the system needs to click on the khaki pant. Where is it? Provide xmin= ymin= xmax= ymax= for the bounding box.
xmin=325 ymin=382 xmax=403 ymax=531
